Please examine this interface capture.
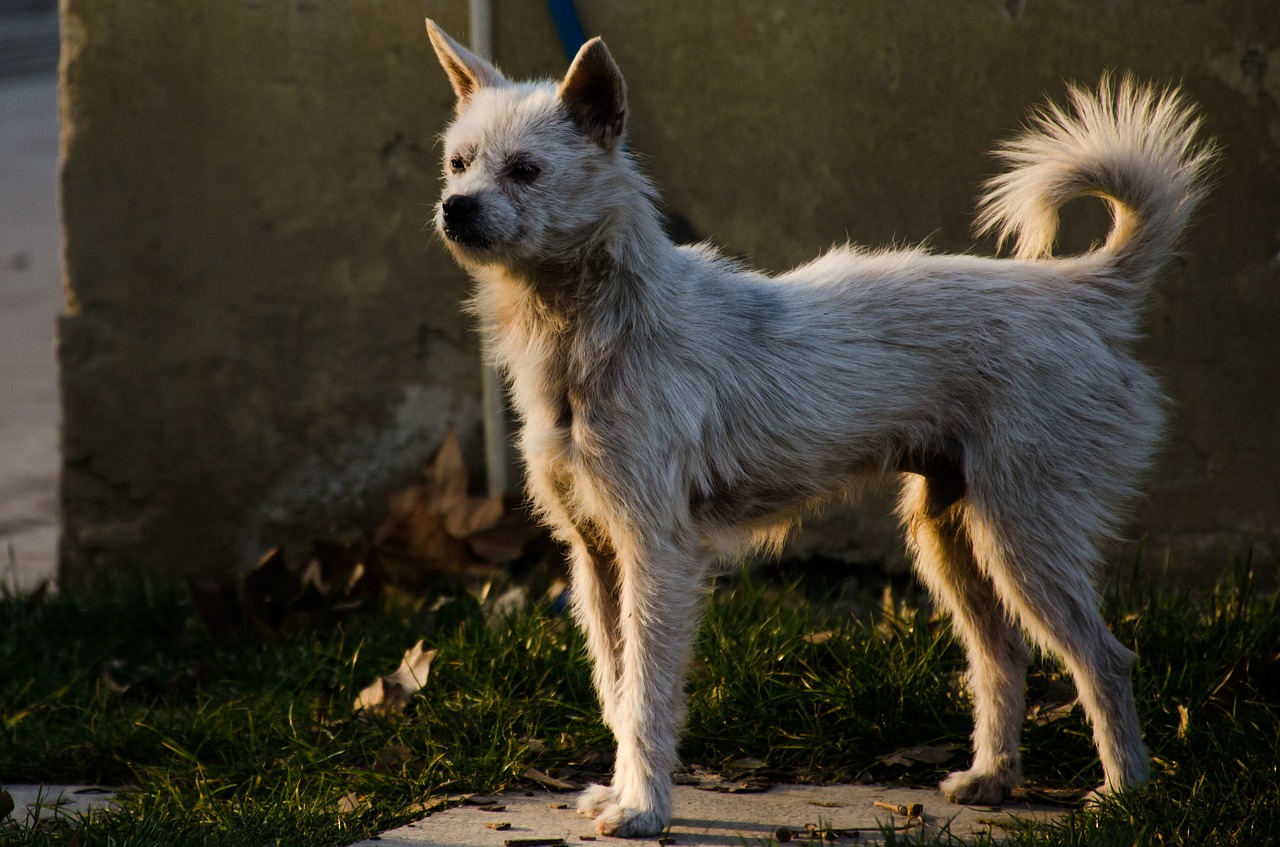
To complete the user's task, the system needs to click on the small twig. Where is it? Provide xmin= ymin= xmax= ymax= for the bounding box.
xmin=871 ymin=800 xmax=923 ymax=819
xmin=976 ymin=817 xmax=1015 ymax=831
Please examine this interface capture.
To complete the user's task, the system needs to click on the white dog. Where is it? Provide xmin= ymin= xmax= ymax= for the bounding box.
xmin=425 ymin=20 xmax=1213 ymax=837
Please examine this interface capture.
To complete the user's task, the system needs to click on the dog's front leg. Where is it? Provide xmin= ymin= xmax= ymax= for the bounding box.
xmin=566 ymin=532 xmax=624 ymax=729
xmin=567 ymin=530 xmax=630 ymax=821
xmin=589 ymin=532 xmax=704 ymax=838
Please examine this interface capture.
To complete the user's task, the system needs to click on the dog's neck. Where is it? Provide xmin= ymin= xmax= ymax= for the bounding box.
xmin=471 ymin=179 xmax=676 ymax=358
xmin=464 ymin=181 xmax=678 ymax=441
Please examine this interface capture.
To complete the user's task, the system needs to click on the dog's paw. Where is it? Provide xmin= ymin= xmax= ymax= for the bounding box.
xmin=594 ymin=803 xmax=668 ymax=838
xmin=940 ymin=768 xmax=1018 ymax=805
xmin=576 ymin=783 xmax=616 ymax=819
xmin=1082 ymin=780 xmax=1140 ymax=807
xmin=1081 ymin=787 xmax=1110 ymax=808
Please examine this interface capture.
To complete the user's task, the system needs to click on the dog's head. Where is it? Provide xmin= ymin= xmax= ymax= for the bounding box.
xmin=426 ymin=20 xmax=629 ymax=268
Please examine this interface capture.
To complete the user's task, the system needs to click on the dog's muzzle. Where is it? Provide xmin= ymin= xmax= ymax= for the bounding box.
xmin=441 ymin=194 xmax=490 ymax=248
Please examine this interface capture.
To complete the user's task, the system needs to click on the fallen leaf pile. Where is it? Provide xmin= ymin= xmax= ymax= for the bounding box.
xmin=673 ymin=757 xmax=774 ymax=793
xmin=189 ymin=428 xmax=549 ymax=643
xmin=189 ymin=544 xmax=379 ymax=644
xmin=374 ymin=428 xmax=542 ymax=582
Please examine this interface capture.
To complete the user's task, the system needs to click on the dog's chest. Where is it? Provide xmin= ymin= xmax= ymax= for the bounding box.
xmin=505 ymin=328 xmax=617 ymax=503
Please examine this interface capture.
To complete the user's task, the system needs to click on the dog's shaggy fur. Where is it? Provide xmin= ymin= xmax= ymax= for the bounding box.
xmin=425 ymin=21 xmax=1214 ymax=837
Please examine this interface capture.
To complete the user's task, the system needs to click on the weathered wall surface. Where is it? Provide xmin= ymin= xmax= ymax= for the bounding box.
xmin=60 ymin=0 xmax=1280 ymax=587
xmin=58 ymin=0 xmax=487 ymax=585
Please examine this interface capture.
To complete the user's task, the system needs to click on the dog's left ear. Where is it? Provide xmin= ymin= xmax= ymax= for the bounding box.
xmin=558 ymin=37 xmax=627 ymax=149
xmin=426 ymin=19 xmax=506 ymax=111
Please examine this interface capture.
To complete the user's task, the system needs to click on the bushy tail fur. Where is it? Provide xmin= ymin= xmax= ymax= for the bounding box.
xmin=976 ymin=75 xmax=1216 ymax=287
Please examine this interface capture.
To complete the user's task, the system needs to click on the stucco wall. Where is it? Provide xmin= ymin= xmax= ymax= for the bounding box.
xmin=59 ymin=0 xmax=1280 ymax=587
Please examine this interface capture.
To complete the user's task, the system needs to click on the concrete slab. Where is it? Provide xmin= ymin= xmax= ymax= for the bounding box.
xmin=357 ymin=784 xmax=1069 ymax=846
xmin=0 ymin=71 xmax=61 ymax=591
xmin=1 ymin=784 xmax=119 ymax=827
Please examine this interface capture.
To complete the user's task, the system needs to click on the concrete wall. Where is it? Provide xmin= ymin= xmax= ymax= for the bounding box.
xmin=59 ymin=0 xmax=1280 ymax=588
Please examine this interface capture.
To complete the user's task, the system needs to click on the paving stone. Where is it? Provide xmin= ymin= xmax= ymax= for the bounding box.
xmin=353 ymin=784 xmax=1068 ymax=846
xmin=1 ymin=785 xmax=119 ymax=827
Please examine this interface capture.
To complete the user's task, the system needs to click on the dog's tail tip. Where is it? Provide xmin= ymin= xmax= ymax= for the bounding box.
xmin=976 ymin=74 xmax=1218 ymax=283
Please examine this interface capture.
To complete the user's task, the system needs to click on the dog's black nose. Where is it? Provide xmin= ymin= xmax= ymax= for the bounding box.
xmin=442 ymin=194 xmax=478 ymax=223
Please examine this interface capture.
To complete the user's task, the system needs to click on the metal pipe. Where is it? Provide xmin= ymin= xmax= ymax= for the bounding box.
xmin=468 ymin=0 xmax=492 ymax=61
xmin=467 ymin=0 xmax=508 ymax=497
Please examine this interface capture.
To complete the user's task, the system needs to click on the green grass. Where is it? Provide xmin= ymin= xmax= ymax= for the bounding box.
xmin=1 ymin=565 xmax=1278 ymax=846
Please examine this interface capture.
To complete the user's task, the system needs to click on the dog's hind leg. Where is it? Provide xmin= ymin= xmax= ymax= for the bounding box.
xmin=965 ymin=499 xmax=1150 ymax=798
xmin=901 ymin=476 xmax=1031 ymax=805
xmin=590 ymin=531 xmax=705 ymax=838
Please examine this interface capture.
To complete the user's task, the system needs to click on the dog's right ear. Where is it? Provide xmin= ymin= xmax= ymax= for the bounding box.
xmin=426 ymin=19 xmax=506 ymax=111
xmin=558 ymin=37 xmax=627 ymax=149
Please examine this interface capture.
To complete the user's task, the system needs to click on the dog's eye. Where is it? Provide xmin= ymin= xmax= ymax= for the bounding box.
xmin=449 ymin=155 xmax=466 ymax=173
xmin=507 ymin=160 xmax=541 ymax=183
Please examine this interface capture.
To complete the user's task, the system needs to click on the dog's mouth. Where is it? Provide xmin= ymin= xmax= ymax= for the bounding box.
xmin=442 ymin=224 xmax=496 ymax=251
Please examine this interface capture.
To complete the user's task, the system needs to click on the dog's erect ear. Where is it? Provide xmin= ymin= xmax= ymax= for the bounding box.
xmin=425 ymin=19 xmax=506 ymax=110
xmin=558 ymin=37 xmax=627 ymax=148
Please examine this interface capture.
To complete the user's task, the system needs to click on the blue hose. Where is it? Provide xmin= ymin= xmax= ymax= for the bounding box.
xmin=546 ymin=0 xmax=587 ymax=59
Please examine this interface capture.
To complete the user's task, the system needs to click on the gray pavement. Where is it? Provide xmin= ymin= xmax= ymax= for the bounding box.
xmin=0 ymin=70 xmax=61 ymax=590
xmin=2 ymin=784 xmax=119 ymax=827
xmin=354 ymin=784 xmax=1068 ymax=846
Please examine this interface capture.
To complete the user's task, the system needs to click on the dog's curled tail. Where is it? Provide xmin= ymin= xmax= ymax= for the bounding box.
xmin=976 ymin=75 xmax=1216 ymax=287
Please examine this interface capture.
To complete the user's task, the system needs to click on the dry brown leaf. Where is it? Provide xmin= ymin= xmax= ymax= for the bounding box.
xmin=1027 ymin=678 xmax=1079 ymax=726
xmin=1176 ymin=703 xmax=1191 ymax=739
xmin=353 ymin=640 xmax=438 ymax=717
xmin=337 ymin=791 xmax=367 ymax=814
xmin=520 ymin=736 xmax=549 ymax=754
xmin=298 ymin=541 xmax=375 ymax=599
xmin=445 ymin=494 xmax=505 ymax=541
xmin=466 ymin=510 xmax=545 ymax=565
xmin=372 ymin=743 xmax=417 ymax=774
xmin=522 ymin=765 xmax=582 ymax=791
xmin=241 ymin=548 xmax=302 ymax=632
xmin=729 ymin=756 xmax=768 ymax=771
xmin=877 ymin=742 xmax=961 ymax=768
xmin=401 ymin=795 xmax=460 ymax=816
xmin=1010 ymin=786 xmax=1088 ymax=806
